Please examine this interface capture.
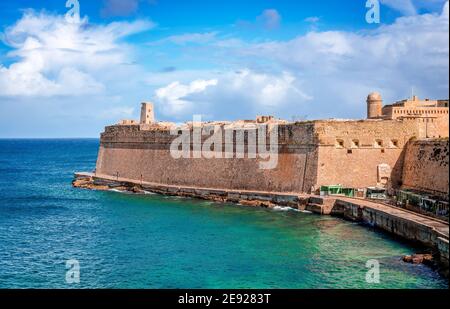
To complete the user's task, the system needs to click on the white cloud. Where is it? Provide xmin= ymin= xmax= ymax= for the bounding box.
xmin=0 ymin=10 xmax=154 ymax=97
xmin=0 ymin=2 xmax=448 ymax=137
xmin=381 ymin=0 xmax=448 ymax=15
xmin=153 ymin=70 xmax=311 ymax=119
xmin=155 ymin=79 xmax=218 ymax=116
xmin=151 ymin=1 xmax=448 ymax=121
xmin=381 ymin=0 xmax=418 ymax=15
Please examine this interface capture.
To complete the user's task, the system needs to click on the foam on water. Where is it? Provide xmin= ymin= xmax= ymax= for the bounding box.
xmin=272 ymin=205 xmax=299 ymax=212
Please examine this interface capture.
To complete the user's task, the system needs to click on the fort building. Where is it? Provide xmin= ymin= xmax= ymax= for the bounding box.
xmin=368 ymin=92 xmax=449 ymax=138
xmin=94 ymin=94 xmax=448 ymax=203
xmin=74 ymin=94 xmax=449 ymax=268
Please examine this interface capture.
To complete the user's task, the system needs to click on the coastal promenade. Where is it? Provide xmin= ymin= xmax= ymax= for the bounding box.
xmin=73 ymin=172 xmax=449 ymax=269
xmin=338 ymin=197 xmax=449 ymax=238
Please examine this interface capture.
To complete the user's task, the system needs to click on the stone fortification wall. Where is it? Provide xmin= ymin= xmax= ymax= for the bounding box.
xmin=96 ymin=123 xmax=319 ymax=193
xmin=314 ymin=120 xmax=422 ymax=190
xmin=96 ymin=118 xmax=437 ymax=194
xmin=401 ymin=138 xmax=449 ymax=198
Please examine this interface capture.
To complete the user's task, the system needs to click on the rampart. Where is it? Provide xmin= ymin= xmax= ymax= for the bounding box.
xmin=96 ymin=122 xmax=318 ymax=192
xmin=95 ymin=119 xmax=425 ymax=193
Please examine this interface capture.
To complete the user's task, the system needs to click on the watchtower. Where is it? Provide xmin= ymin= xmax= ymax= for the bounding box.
xmin=140 ymin=102 xmax=155 ymax=124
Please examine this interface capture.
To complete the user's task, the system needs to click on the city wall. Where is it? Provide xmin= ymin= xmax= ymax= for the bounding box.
xmin=96 ymin=123 xmax=319 ymax=193
xmin=96 ymin=119 xmax=425 ymax=193
xmin=314 ymin=120 xmax=421 ymax=190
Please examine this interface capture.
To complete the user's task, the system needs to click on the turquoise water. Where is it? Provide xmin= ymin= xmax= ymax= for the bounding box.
xmin=0 ymin=139 xmax=447 ymax=289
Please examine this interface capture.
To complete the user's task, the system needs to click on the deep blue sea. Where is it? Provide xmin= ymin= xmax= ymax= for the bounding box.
xmin=0 ymin=139 xmax=447 ymax=289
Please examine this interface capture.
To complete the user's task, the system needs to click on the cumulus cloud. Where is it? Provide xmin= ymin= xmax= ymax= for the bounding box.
xmin=253 ymin=3 xmax=449 ymax=97
xmin=153 ymin=70 xmax=311 ymax=120
xmin=152 ymin=1 xmax=449 ymax=120
xmin=381 ymin=0 xmax=448 ymax=15
xmin=1 ymin=1 xmax=448 ymax=137
xmin=0 ymin=11 xmax=154 ymax=97
xmin=155 ymin=79 xmax=218 ymax=116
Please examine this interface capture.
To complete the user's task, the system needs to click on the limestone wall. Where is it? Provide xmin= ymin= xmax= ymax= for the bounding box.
xmin=401 ymin=139 xmax=449 ymax=197
xmin=95 ymin=118 xmax=434 ymax=194
xmin=96 ymin=124 xmax=318 ymax=193
xmin=314 ymin=120 xmax=421 ymax=190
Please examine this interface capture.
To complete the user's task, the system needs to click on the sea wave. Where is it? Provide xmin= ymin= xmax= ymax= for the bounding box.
xmin=272 ymin=206 xmax=298 ymax=212
xmin=271 ymin=206 xmax=313 ymax=214
xmin=108 ymin=189 xmax=123 ymax=193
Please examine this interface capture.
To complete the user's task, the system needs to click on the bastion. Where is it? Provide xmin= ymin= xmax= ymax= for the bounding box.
xmin=95 ymin=94 xmax=449 ymax=195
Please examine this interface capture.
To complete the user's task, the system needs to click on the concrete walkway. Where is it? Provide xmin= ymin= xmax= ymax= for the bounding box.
xmin=337 ymin=197 xmax=449 ymax=239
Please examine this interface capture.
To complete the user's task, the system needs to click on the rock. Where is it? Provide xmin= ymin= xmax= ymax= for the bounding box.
xmin=402 ymin=255 xmax=413 ymax=263
xmin=89 ymin=184 xmax=110 ymax=191
xmin=402 ymin=253 xmax=434 ymax=265
xmin=412 ymin=255 xmax=424 ymax=264
xmin=422 ymin=254 xmax=434 ymax=266
xmin=239 ymin=200 xmax=261 ymax=207
xmin=72 ymin=178 xmax=90 ymax=188
xmin=212 ymin=196 xmax=225 ymax=203
xmin=238 ymin=200 xmax=275 ymax=208
xmin=130 ymin=186 xmax=144 ymax=193
xmin=72 ymin=176 xmax=112 ymax=191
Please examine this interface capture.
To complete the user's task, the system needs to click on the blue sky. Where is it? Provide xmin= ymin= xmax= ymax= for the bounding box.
xmin=0 ymin=0 xmax=449 ymax=137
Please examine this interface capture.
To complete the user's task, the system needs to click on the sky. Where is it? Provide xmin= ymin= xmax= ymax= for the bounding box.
xmin=0 ymin=0 xmax=448 ymax=137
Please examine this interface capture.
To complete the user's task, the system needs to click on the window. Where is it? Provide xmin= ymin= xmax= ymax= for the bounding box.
xmin=347 ymin=149 xmax=353 ymax=154
xmin=374 ymin=139 xmax=383 ymax=148
xmin=390 ymin=140 xmax=399 ymax=148
xmin=351 ymin=139 xmax=359 ymax=148
xmin=336 ymin=139 xmax=345 ymax=149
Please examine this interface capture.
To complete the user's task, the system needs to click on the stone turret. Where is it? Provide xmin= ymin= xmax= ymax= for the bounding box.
xmin=367 ymin=92 xmax=383 ymax=119
xmin=140 ymin=102 xmax=155 ymax=124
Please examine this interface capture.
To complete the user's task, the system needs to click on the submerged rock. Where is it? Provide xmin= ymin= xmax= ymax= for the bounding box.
xmin=402 ymin=253 xmax=434 ymax=265
xmin=72 ymin=176 xmax=109 ymax=191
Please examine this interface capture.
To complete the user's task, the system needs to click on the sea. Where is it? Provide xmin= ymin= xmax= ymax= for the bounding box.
xmin=0 ymin=139 xmax=447 ymax=289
